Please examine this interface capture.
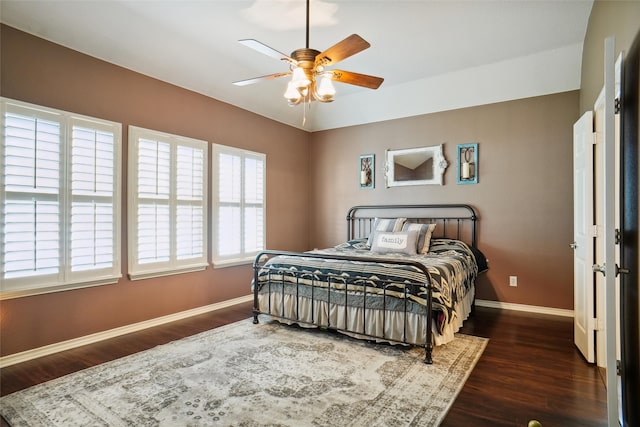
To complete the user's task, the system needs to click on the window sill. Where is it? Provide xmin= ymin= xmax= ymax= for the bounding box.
xmin=128 ymin=264 xmax=208 ymax=281
xmin=212 ymin=258 xmax=254 ymax=269
xmin=0 ymin=276 xmax=121 ymax=300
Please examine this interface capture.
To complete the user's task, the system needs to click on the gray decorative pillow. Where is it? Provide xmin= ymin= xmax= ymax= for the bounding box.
xmin=366 ymin=217 xmax=407 ymax=247
xmin=370 ymin=230 xmax=418 ymax=255
xmin=401 ymin=222 xmax=437 ymax=254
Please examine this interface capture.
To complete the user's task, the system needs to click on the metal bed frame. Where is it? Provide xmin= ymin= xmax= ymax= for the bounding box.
xmin=252 ymin=204 xmax=478 ymax=364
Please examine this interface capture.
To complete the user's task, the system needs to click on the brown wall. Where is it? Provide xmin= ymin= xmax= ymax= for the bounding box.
xmin=0 ymin=25 xmax=311 ymax=356
xmin=309 ymin=91 xmax=579 ymax=310
xmin=580 ymin=0 xmax=640 ymax=114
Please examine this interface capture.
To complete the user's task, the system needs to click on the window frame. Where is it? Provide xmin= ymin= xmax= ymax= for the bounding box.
xmin=211 ymin=143 xmax=266 ymax=268
xmin=0 ymin=98 xmax=122 ymax=299
xmin=127 ymin=126 xmax=208 ymax=280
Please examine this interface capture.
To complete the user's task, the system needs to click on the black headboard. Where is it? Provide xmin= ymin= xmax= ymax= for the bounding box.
xmin=346 ymin=204 xmax=478 ymax=247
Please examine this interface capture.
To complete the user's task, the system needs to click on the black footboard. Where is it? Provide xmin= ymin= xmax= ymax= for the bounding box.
xmin=252 ymin=250 xmax=436 ymax=364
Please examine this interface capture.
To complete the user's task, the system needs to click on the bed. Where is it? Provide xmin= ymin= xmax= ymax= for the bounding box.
xmin=252 ymin=204 xmax=487 ymax=364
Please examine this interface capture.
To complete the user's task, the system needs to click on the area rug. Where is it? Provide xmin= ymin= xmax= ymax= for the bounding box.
xmin=0 ymin=318 xmax=487 ymax=426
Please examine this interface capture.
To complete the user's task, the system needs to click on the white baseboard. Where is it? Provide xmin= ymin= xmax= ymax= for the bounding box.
xmin=475 ymin=299 xmax=574 ymax=318
xmin=2 ymin=296 xmax=572 ymax=368
xmin=0 ymin=294 xmax=254 ymax=368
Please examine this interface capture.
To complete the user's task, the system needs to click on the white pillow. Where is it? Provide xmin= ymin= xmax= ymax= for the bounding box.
xmin=370 ymin=230 xmax=418 ymax=255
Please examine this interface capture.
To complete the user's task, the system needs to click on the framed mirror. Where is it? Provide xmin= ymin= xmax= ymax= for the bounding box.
xmin=385 ymin=144 xmax=448 ymax=187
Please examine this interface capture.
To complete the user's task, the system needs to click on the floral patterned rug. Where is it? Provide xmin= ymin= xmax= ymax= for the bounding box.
xmin=0 ymin=318 xmax=487 ymax=426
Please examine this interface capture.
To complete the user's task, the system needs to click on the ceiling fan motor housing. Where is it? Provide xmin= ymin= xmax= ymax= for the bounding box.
xmin=291 ymin=48 xmax=322 ymax=77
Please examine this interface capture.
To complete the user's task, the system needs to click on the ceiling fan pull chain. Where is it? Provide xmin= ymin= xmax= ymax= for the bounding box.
xmin=302 ymin=98 xmax=307 ymax=126
xmin=305 ymin=0 xmax=310 ymax=49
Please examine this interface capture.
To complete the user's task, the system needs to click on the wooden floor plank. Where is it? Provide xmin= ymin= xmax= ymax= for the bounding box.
xmin=1 ymin=303 xmax=607 ymax=426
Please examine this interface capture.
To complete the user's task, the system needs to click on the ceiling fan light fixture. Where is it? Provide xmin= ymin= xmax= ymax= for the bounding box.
xmin=315 ymin=73 xmax=336 ymax=101
xmin=284 ymin=81 xmax=302 ymax=103
xmin=236 ymin=0 xmax=383 ymax=117
xmin=291 ymin=66 xmax=311 ymax=89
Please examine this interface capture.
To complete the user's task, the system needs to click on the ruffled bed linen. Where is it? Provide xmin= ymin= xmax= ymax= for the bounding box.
xmin=257 ymin=285 xmax=474 ymax=346
xmin=254 ymin=238 xmax=479 ymax=346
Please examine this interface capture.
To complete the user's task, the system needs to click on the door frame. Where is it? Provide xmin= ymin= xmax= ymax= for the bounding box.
xmin=601 ymin=36 xmax=619 ymax=427
xmin=620 ymin=27 xmax=640 ymax=427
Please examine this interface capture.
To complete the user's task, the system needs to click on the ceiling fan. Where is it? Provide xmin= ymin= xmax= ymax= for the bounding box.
xmin=233 ymin=0 xmax=384 ymax=106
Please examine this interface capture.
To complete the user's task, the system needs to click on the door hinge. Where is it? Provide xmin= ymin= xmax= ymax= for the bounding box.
xmin=615 ymin=97 xmax=621 ymax=114
xmin=617 ymin=359 xmax=622 ymax=376
xmin=592 ymin=225 xmax=599 ymax=238
xmin=616 ymin=264 xmax=630 ymax=276
xmin=593 ymin=263 xmax=606 ymax=276
xmin=589 ymin=317 xmax=602 ymax=331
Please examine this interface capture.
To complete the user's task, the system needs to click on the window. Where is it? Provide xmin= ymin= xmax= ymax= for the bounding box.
xmin=128 ymin=126 xmax=208 ymax=279
xmin=1 ymin=98 xmax=121 ymax=298
xmin=212 ymin=144 xmax=265 ymax=266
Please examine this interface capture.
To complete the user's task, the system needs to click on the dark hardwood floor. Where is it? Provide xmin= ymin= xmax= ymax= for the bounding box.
xmin=446 ymin=307 xmax=607 ymax=427
xmin=1 ymin=302 xmax=607 ymax=426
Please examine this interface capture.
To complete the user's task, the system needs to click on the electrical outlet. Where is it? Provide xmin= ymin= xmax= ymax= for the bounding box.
xmin=509 ymin=276 xmax=518 ymax=287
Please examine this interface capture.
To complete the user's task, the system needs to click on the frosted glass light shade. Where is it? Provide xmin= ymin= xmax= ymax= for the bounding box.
xmin=291 ymin=67 xmax=311 ymax=88
xmin=284 ymin=81 xmax=301 ymax=102
xmin=316 ymin=75 xmax=336 ymax=99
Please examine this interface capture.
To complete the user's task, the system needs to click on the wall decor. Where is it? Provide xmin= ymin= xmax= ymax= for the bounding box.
xmin=359 ymin=154 xmax=374 ymax=189
xmin=457 ymin=143 xmax=478 ymax=184
xmin=385 ymin=145 xmax=447 ymax=187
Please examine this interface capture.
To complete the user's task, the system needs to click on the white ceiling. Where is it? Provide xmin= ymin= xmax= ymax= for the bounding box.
xmin=0 ymin=0 xmax=594 ymax=132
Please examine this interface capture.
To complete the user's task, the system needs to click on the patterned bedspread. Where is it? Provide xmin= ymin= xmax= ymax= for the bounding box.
xmin=254 ymin=238 xmax=479 ymax=331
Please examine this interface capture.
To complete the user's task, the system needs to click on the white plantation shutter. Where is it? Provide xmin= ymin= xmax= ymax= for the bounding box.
xmin=176 ymin=145 xmax=205 ymax=260
xmin=212 ymin=144 xmax=265 ymax=266
xmin=137 ymin=204 xmax=170 ymax=264
xmin=136 ymin=138 xmax=171 ymax=264
xmin=176 ymin=204 xmax=204 ymax=259
xmin=1 ymin=98 xmax=121 ymax=297
xmin=3 ymin=109 xmax=61 ymax=281
xmin=4 ymin=200 xmax=60 ymax=279
xmin=70 ymin=122 xmax=117 ymax=275
xmin=243 ymin=156 xmax=265 ymax=253
xmin=128 ymin=127 xmax=207 ymax=279
xmin=218 ymin=153 xmax=242 ymax=256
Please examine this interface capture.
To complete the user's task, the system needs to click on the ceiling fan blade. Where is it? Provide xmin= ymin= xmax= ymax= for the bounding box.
xmin=329 ymin=70 xmax=384 ymax=89
xmin=233 ymin=72 xmax=291 ymax=86
xmin=238 ymin=39 xmax=296 ymax=65
xmin=315 ymin=34 xmax=370 ymax=67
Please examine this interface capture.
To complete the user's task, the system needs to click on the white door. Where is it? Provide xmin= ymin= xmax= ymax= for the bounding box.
xmin=573 ymin=111 xmax=595 ymax=363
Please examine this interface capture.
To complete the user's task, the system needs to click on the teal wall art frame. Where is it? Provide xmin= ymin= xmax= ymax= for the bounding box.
xmin=457 ymin=143 xmax=478 ymax=184
xmin=359 ymin=154 xmax=374 ymax=189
